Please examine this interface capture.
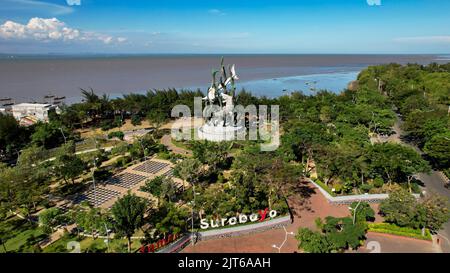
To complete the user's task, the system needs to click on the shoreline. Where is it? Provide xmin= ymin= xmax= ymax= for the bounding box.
xmin=0 ymin=54 xmax=445 ymax=103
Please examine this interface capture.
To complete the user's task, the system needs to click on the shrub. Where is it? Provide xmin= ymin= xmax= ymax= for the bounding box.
xmin=373 ymin=177 xmax=384 ymax=188
xmin=108 ymin=131 xmax=125 ymax=141
xmin=93 ymin=169 xmax=112 ymax=182
xmin=115 ymin=156 xmax=131 ymax=167
xmin=111 ymin=143 xmax=129 ymax=155
xmin=368 ymin=223 xmax=432 ymax=241
xmin=100 ymin=120 xmax=115 ymax=131
xmin=131 ymin=115 xmax=142 ymax=126
xmin=314 ymin=179 xmax=336 ymax=196
xmin=359 ymin=184 xmax=373 ymax=193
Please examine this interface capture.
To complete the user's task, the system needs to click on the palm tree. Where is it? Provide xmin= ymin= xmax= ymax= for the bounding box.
xmin=111 ymin=192 xmax=148 ymax=253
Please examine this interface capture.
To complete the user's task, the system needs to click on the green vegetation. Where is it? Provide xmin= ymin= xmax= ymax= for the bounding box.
xmin=0 ymin=217 xmax=47 ymax=253
xmin=1 ymin=62 xmax=449 ymax=253
xmin=108 ymin=131 xmax=125 ymax=141
xmin=379 ymin=187 xmax=449 ymax=234
xmin=111 ymin=193 xmax=148 ymax=253
xmin=140 ymin=176 xmax=179 ymax=203
xmin=368 ymin=223 xmax=432 ymax=241
xmin=358 ymin=63 xmax=450 ymax=174
xmin=297 ymin=216 xmax=368 ymax=253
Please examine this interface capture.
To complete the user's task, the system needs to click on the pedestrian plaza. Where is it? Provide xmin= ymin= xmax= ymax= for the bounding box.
xmin=133 ymin=160 xmax=170 ymax=174
xmin=74 ymin=187 xmax=121 ymax=207
xmin=106 ymin=173 xmax=147 ymax=189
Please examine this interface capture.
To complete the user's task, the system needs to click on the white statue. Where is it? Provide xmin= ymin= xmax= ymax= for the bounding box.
xmin=198 ymin=58 xmax=246 ymax=142
xmin=202 ymin=58 xmax=239 ymax=127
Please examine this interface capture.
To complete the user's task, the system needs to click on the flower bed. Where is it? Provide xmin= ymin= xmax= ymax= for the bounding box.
xmin=368 ymin=223 xmax=432 ymax=241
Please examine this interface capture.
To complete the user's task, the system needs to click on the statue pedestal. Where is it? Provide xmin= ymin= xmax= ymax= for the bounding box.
xmin=198 ymin=123 xmax=245 ymax=142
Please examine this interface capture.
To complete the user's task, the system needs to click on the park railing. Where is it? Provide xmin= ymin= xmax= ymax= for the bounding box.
xmin=307 ymin=179 xmax=420 ymax=205
xmin=196 ymin=215 xmax=291 ymax=241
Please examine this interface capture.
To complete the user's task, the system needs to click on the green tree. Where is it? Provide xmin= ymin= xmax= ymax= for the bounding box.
xmin=54 ymin=153 xmax=85 ymax=184
xmin=71 ymin=206 xmax=112 ymax=238
xmin=367 ymin=143 xmax=430 ymax=186
xmin=296 ymin=228 xmax=331 ymax=253
xmin=173 ymin=158 xmax=202 ymax=191
xmin=39 ymin=208 xmax=67 ymax=234
xmin=349 ymin=202 xmax=375 ymax=222
xmin=379 ymin=188 xmax=418 ymax=227
xmin=111 ymin=193 xmax=148 ymax=252
xmin=415 ymin=194 xmax=450 ymax=233
xmin=152 ymin=201 xmax=189 ymax=237
xmin=0 ymin=113 xmax=30 ymax=161
xmin=31 ymin=121 xmax=69 ymax=149
xmin=424 ymin=131 xmax=450 ymax=168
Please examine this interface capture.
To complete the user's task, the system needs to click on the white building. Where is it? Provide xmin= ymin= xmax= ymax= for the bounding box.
xmin=11 ymin=103 xmax=57 ymax=123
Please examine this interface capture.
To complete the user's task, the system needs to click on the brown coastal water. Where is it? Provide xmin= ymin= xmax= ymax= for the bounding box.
xmin=0 ymin=54 xmax=444 ymax=103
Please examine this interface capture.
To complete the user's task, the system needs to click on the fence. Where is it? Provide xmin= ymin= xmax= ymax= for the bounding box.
xmin=308 ymin=179 xmax=420 ymax=205
xmin=196 ymin=215 xmax=291 ymax=241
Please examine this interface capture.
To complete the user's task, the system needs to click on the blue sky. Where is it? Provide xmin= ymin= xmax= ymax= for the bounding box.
xmin=0 ymin=0 xmax=449 ymax=54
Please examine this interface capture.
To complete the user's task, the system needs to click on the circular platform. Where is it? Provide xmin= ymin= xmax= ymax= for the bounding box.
xmin=198 ymin=124 xmax=245 ymax=142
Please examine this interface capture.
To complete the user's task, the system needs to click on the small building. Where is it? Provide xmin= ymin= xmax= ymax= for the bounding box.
xmin=11 ymin=103 xmax=57 ymax=124
xmin=0 ymin=98 xmax=14 ymax=114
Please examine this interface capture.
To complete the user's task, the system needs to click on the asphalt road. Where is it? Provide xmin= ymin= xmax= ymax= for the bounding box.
xmin=391 ymin=115 xmax=450 ymax=252
xmin=418 ymin=171 xmax=450 ymax=252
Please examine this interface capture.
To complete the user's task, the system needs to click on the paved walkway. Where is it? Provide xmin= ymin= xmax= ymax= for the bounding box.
xmin=355 ymin=232 xmax=438 ymax=253
xmin=161 ymin=134 xmax=192 ymax=156
xmin=183 ymin=181 xmax=351 ymax=253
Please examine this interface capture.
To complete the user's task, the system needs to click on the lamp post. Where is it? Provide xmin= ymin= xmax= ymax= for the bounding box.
xmin=92 ymin=156 xmax=99 ymax=207
xmin=190 ymin=184 xmax=200 ymax=246
xmin=349 ymin=200 xmax=362 ymax=225
xmin=104 ymin=223 xmax=110 ymax=253
xmin=59 ymin=127 xmax=67 ymax=144
xmin=272 ymin=226 xmax=295 ymax=253
xmin=92 ymin=137 xmax=99 ymax=207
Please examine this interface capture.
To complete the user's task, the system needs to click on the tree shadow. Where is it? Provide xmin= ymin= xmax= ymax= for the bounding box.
xmin=288 ymin=180 xmax=317 ymax=218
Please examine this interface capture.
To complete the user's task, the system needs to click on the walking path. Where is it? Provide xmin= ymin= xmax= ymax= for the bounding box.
xmin=161 ymin=134 xmax=192 ymax=156
xmin=183 ymin=181 xmax=350 ymax=253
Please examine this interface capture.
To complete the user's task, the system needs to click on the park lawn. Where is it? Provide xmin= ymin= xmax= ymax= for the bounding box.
xmin=0 ymin=217 xmax=47 ymax=253
xmin=44 ymin=232 xmax=144 ymax=253
xmin=77 ymin=119 xmax=153 ymax=139
xmin=171 ymin=138 xmax=191 ymax=151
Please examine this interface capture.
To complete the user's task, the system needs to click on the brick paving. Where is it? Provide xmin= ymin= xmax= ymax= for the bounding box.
xmin=183 ymin=180 xmax=436 ymax=253
xmin=183 ymin=181 xmax=351 ymax=253
xmin=355 ymin=232 xmax=438 ymax=253
xmin=71 ymin=157 xmax=182 ymax=209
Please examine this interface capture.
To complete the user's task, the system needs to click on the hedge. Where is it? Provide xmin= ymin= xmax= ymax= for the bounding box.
xmin=314 ymin=179 xmax=336 ymax=197
xmin=368 ymin=223 xmax=432 ymax=241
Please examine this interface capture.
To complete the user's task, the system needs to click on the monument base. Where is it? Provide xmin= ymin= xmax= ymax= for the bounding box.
xmin=198 ymin=124 xmax=245 ymax=142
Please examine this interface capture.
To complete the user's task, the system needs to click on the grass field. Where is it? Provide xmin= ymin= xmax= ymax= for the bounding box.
xmin=0 ymin=217 xmax=47 ymax=253
xmin=43 ymin=233 xmax=143 ymax=253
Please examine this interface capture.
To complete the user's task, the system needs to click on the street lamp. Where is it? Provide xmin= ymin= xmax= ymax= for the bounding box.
xmin=91 ymin=138 xmax=99 ymax=207
xmin=190 ymin=184 xmax=201 ymax=246
xmin=104 ymin=223 xmax=110 ymax=253
xmin=272 ymin=226 xmax=295 ymax=253
xmin=59 ymin=127 xmax=67 ymax=144
xmin=349 ymin=199 xmax=363 ymax=225
xmin=92 ymin=157 xmax=99 ymax=207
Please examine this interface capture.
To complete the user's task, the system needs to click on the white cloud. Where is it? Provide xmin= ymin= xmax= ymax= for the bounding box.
xmin=2 ymin=0 xmax=74 ymax=15
xmin=394 ymin=36 xmax=450 ymax=44
xmin=66 ymin=0 xmax=81 ymax=6
xmin=208 ymin=9 xmax=226 ymax=16
xmin=0 ymin=17 xmax=126 ymax=45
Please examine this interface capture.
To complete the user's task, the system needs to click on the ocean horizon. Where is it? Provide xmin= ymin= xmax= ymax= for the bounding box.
xmin=0 ymin=54 xmax=446 ymax=104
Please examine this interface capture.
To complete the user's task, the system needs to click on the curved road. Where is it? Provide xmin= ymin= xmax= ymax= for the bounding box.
xmin=391 ymin=115 xmax=450 ymax=252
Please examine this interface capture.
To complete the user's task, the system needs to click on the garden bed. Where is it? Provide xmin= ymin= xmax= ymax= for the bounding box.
xmin=368 ymin=223 xmax=432 ymax=241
